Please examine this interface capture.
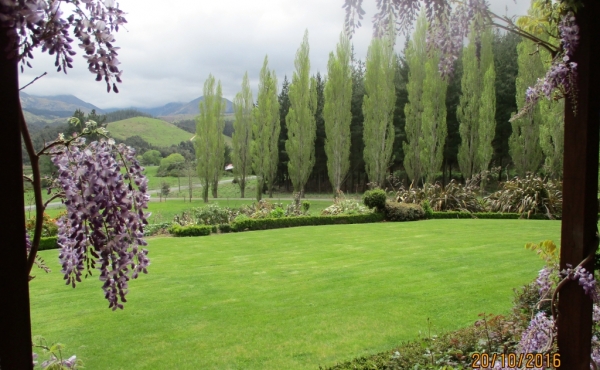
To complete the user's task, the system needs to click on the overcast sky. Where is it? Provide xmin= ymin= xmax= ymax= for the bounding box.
xmin=19 ymin=0 xmax=530 ymax=110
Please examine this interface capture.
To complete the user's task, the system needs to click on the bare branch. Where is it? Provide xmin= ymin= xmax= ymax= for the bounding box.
xmin=19 ymin=72 xmax=47 ymax=91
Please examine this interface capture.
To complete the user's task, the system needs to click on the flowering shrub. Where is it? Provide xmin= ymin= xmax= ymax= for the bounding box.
xmin=26 ymin=212 xmax=59 ymax=237
xmin=173 ymin=205 xmax=238 ymax=226
xmin=239 ymin=200 xmax=285 ymax=219
xmin=321 ymin=199 xmax=371 ymax=216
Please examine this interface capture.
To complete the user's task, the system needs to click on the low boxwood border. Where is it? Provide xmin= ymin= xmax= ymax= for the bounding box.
xmin=169 ymin=224 xmax=212 ymax=237
xmin=39 ymin=236 xmax=58 ymax=250
xmin=231 ymin=213 xmax=385 ymax=232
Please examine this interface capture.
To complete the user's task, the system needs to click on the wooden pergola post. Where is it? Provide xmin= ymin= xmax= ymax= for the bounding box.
xmin=557 ymin=1 xmax=600 ymax=368
xmin=0 ymin=29 xmax=33 ymax=368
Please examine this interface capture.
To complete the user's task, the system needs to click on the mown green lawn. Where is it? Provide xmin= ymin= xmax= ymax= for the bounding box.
xmin=30 ymin=219 xmax=560 ymax=369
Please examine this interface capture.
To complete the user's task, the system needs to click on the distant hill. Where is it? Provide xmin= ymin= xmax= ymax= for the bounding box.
xmin=104 ymin=109 xmax=153 ymax=123
xmin=107 ymin=117 xmax=194 ymax=147
xmin=20 ymin=92 xmax=103 ymax=114
xmin=18 ymin=92 xmax=235 ymax=129
xmin=23 ymin=110 xmax=69 ymax=132
xmin=131 ymin=96 xmax=234 ymax=119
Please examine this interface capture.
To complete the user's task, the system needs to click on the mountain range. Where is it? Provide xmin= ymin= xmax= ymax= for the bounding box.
xmin=19 ymin=92 xmax=234 ymax=128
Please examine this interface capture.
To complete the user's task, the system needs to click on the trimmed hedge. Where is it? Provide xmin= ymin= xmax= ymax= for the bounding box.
xmin=144 ymin=222 xmax=173 ymax=236
xmin=431 ymin=211 xmax=556 ymax=220
xmin=39 ymin=236 xmax=58 ymax=250
xmin=362 ymin=189 xmax=387 ymax=210
xmin=231 ymin=213 xmax=385 ymax=232
xmin=384 ymin=202 xmax=425 ymax=222
xmin=218 ymin=224 xmax=232 ymax=233
xmin=169 ymin=224 xmax=212 ymax=237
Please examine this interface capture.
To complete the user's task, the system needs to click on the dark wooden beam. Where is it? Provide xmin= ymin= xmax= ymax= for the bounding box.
xmin=557 ymin=1 xmax=600 ymax=368
xmin=0 ymin=29 xmax=33 ymax=368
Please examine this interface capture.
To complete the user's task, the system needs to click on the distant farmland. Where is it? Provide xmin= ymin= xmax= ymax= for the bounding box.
xmin=107 ymin=117 xmax=193 ymax=147
xmin=108 ymin=116 xmax=232 ymax=147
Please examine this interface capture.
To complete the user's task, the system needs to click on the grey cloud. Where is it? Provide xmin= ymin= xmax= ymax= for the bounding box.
xmin=20 ymin=0 xmax=531 ymax=109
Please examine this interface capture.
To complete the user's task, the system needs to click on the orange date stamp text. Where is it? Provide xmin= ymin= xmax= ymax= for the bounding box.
xmin=471 ymin=353 xmax=560 ymax=368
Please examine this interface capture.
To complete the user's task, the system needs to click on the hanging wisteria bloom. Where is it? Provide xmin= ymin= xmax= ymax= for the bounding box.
xmin=513 ymin=11 xmax=579 ymax=120
xmin=51 ymin=137 xmax=150 ymax=310
xmin=0 ymin=0 xmax=126 ymax=91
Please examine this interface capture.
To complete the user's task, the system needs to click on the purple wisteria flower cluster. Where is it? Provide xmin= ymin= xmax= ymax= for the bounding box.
xmin=561 ymin=264 xmax=599 ymax=302
xmin=515 ymin=12 xmax=579 ymax=120
xmin=343 ymin=1 xmax=580 ymax=114
xmin=0 ymin=0 xmax=126 ymax=92
xmin=51 ymin=137 xmax=150 ymax=310
xmin=518 ymin=312 xmax=556 ymax=357
xmin=478 ymin=259 xmax=600 ymax=370
xmin=536 ymin=265 xmax=556 ymax=299
xmin=40 ymin=354 xmax=78 ymax=369
xmin=344 ymin=0 xmax=488 ymax=77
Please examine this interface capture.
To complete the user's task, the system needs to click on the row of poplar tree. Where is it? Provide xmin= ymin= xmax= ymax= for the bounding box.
xmin=194 ymin=8 xmax=564 ymax=201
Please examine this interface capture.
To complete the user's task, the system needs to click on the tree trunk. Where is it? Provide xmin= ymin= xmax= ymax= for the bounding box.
xmin=256 ymin=177 xmax=263 ymax=201
xmin=188 ymin=169 xmax=193 ymax=201
xmin=0 ymin=28 xmax=33 ymax=369
xmin=557 ymin=2 xmax=599 ymax=368
xmin=212 ymin=176 xmax=218 ymax=198
xmin=203 ymin=180 xmax=209 ymax=203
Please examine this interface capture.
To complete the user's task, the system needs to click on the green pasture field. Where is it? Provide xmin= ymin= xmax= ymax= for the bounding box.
xmin=107 ymin=117 xmax=194 ymax=147
xmin=29 ymin=219 xmax=560 ymax=369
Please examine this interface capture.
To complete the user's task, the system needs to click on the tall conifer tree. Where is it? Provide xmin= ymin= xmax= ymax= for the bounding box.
xmin=211 ymin=81 xmax=226 ymax=198
xmin=286 ymin=30 xmax=317 ymax=198
xmin=457 ymin=27 xmax=481 ymax=180
xmin=252 ymin=56 xmax=280 ymax=200
xmin=538 ymin=34 xmax=564 ymax=179
xmin=363 ymin=22 xmax=396 ymax=187
xmin=539 ymin=99 xmax=564 ymax=178
xmin=476 ymin=29 xmax=496 ymax=176
xmin=233 ymin=72 xmax=253 ymax=198
xmin=509 ymin=37 xmax=545 ymax=176
xmin=196 ymin=74 xmax=225 ymax=202
xmin=403 ymin=12 xmax=427 ymax=184
xmin=420 ymin=47 xmax=448 ymax=183
xmin=324 ymin=32 xmax=352 ymax=195
xmin=457 ymin=25 xmax=495 ymax=179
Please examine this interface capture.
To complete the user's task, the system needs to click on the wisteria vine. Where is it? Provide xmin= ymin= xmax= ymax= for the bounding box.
xmin=0 ymin=0 xmax=127 ymax=92
xmin=50 ymin=136 xmax=150 ymax=310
